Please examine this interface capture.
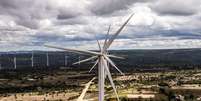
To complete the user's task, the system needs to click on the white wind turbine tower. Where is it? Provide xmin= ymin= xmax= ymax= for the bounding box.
xmin=0 ymin=54 xmax=1 ymax=70
xmin=64 ymin=55 xmax=68 ymax=66
xmin=45 ymin=14 xmax=134 ymax=101
xmin=31 ymin=51 xmax=34 ymax=67
xmin=46 ymin=52 xmax=49 ymax=67
xmin=14 ymin=56 xmax=17 ymax=69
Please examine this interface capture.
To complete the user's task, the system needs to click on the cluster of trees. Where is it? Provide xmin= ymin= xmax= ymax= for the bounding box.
xmin=157 ymin=82 xmax=197 ymax=101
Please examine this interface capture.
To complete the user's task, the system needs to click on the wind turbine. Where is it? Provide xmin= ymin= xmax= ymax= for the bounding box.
xmin=45 ymin=14 xmax=134 ymax=101
xmin=31 ymin=51 xmax=34 ymax=68
xmin=46 ymin=52 xmax=49 ymax=67
xmin=14 ymin=56 xmax=17 ymax=69
xmin=64 ymin=55 xmax=68 ymax=66
xmin=0 ymin=54 xmax=1 ymax=70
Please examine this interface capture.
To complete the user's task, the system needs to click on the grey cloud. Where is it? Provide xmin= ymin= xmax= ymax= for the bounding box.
xmin=0 ymin=0 xmax=55 ymax=29
xmin=57 ymin=13 xmax=77 ymax=20
xmin=57 ymin=8 xmax=83 ymax=20
xmin=159 ymin=10 xmax=195 ymax=16
xmin=0 ymin=0 xmax=92 ymax=29
xmin=16 ymin=19 xmax=39 ymax=29
xmin=89 ymin=0 xmax=152 ymax=15
xmin=119 ymin=26 xmax=201 ymax=40
xmin=0 ymin=0 xmax=29 ymax=9
xmin=32 ymin=32 xmax=95 ymax=44
xmin=0 ymin=26 xmax=28 ymax=32
xmin=160 ymin=30 xmax=201 ymax=40
xmin=150 ymin=0 xmax=201 ymax=16
xmin=152 ymin=7 xmax=197 ymax=16
xmin=55 ymin=16 xmax=88 ymax=25
xmin=0 ymin=0 xmax=201 ymax=51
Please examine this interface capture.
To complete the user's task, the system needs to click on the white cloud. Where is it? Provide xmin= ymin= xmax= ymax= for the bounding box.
xmin=0 ymin=0 xmax=201 ymax=51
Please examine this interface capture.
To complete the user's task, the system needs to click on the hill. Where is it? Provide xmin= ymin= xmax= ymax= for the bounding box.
xmin=0 ymin=48 xmax=201 ymax=71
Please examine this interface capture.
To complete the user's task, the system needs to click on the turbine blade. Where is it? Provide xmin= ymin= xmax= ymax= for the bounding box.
xmin=94 ymin=34 xmax=102 ymax=51
xmin=103 ymin=25 xmax=111 ymax=51
xmin=97 ymin=39 xmax=102 ymax=51
xmin=102 ymin=59 xmax=120 ymax=101
xmin=73 ymin=56 xmax=97 ymax=65
xmin=44 ymin=44 xmax=101 ymax=56
xmin=103 ymin=55 xmax=124 ymax=75
xmin=107 ymin=55 xmax=125 ymax=59
xmin=105 ymin=14 xmax=134 ymax=50
xmin=89 ymin=59 xmax=99 ymax=72
xmin=77 ymin=77 xmax=96 ymax=101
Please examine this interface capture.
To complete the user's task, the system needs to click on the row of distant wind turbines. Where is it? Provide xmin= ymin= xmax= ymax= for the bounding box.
xmin=45 ymin=14 xmax=134 ymax=101
xmin=0 ymin=52 xmax=82 ymax=69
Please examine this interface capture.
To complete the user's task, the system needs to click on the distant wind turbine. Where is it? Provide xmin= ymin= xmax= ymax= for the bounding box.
xmin=31 ymin=51 xmax=34 ymax=67
xmin=46 ymin=52 xmax=49 ymax=67
xmin=45 ymin=14 xmax=134 ymax=101
xmin=0 ymin=54 xmax=1 ymax=70
xmin=64 ymin=55 xmax=68 ymax=66
xmin=14 ymin=56 xmax=17 ymax=69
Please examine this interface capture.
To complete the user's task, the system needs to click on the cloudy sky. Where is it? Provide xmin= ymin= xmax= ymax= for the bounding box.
xmin=0 ymin=0 xmax=201 ymax=51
